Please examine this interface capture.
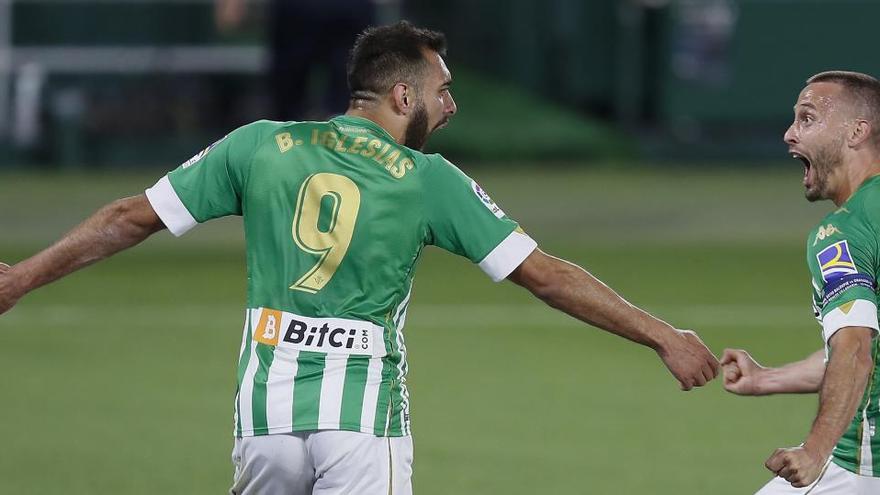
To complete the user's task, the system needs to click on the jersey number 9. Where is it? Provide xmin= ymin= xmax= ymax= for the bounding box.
xmin=290 ymin=173 xmax=361 ymax=293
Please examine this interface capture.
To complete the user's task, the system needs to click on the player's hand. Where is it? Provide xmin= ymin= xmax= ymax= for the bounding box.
xmin=720 ymin=348 xmax=766 ymax=395
xmin=764 ymin=446 xmax=825 ymax=488
xmin=0 ymin=262 xmax=22 ymax=315
xmin=657 ymin=329 xmax=720 ymax=391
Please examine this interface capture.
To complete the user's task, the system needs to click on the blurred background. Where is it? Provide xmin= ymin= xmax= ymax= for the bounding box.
xmin=2 ymin=0 xmax=879 ymax=167
xmin=0 ymin=1 xmax=874 ymax=494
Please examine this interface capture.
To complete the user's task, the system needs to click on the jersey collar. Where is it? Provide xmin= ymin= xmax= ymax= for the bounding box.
xmin=331 ymin=115 xmax=398 ymax=143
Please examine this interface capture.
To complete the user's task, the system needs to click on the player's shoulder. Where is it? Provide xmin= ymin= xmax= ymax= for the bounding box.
xmin=218 ymin=119 xmax=295 ymax=149
xmin=234 ymin=119 xmax=293 ymax=136
xmin=807 ymin=182 xmax=880 ymax=254
xmin=835 ymin=177 xmax=880 ymax=231
xmin=808 ymin=209 xmax=866 ymax=253
xmin=415 ymin=152 xmax=466 ymax=177
xmin=849 ymin=175 xmax=880 ymax=214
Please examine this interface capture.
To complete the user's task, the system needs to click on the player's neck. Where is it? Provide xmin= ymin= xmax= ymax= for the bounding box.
xmin=833 ymin=153 xmax=880 ymax=205
xmin=345 ymin=105 xmax=407 ymax=146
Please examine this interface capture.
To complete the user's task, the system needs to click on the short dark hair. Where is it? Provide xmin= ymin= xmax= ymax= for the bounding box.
xmin=807 ymin=70 xmax=880 ymax=145
xmin=347 ymin=21 xmax=447 ymax=101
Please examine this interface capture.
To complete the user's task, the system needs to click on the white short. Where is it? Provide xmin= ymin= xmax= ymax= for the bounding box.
xmin=756 ymin=459 xmax=880 ymax=495
xmin=230 ymin=431 xmax=413 ymax=495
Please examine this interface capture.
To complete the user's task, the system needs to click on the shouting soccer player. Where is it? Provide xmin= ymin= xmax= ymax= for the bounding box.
xmin=0 ymin=22 xmax=719 ymax=494
xmin=723 ymin=71 xmax=880 ymax=494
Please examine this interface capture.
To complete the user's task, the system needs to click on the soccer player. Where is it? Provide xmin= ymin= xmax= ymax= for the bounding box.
xmin=722 ymin=71 xmax=880 ymax=494
xmin=0 ymin=22 xmax=719 ymax=494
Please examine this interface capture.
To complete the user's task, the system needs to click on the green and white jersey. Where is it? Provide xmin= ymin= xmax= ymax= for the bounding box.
xmin=145 ymin=116 xmax=536 ymax=438
xmin=807 ymin=175 xmax=880 ymax=476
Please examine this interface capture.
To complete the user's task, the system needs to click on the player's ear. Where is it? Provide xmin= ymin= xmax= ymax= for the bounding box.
xmin=391 ymin=83 xmax=414 ymax=116
xmin=848 ymin=119 xmax=872 ymax=148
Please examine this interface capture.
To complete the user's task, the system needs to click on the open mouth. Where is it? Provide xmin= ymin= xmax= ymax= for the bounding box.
xmin=791 ymin=150 xmax=812 ymax=183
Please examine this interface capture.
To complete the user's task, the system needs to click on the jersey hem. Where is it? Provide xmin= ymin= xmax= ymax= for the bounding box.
xmin=831 ymin=456 xmax=880 ymax=478
xmin=235 ymin=423 xmax=410 ymax=438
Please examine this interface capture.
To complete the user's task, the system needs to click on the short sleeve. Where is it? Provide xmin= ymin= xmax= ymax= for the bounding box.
xmin=423 ymin=157 xmax=536 ymax=281
xmin=145 ymin=121 xmax=271 ymax=236
xmin=809 ymin=219 xmax=880 ymax=343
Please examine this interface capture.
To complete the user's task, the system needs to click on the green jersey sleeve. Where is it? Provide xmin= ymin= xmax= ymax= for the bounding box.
xmin=145 ymin=121 xmax=274 ymax=236
xmin=422 ymin=156 xmax=536 ymax=281
xmin=807 ymin=209 xmax=880 ymax=344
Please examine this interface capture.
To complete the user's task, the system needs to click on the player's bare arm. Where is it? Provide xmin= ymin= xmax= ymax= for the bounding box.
xmin=0 ymin=194 xmax=166 ymax=315
xmin=763 ymin=326 xmax=874 ymax=488
xmin=508 ymin=248 xmax=720 ymax=391
xmin=721 ymin=348 xmax=825 ymax=395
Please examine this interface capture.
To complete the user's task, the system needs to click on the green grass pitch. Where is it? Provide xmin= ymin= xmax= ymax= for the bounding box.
xmin=0 ymin=165 xmax=829 ymax=493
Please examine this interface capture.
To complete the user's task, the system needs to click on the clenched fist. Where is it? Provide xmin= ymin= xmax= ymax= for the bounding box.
xmin=765 ymin=446 xmax=826 ymax=488
xmin=657 ymin=329 xmax=720 ymax=391
xmin=721 ymin=348 xmax=767 ymax=396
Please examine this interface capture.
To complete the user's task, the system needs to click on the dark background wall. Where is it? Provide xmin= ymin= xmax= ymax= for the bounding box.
xmin=2 ymin=0 xmax=880 ymax=166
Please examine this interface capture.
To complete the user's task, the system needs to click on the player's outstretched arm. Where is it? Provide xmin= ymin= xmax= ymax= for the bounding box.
xmin=720 ymin=348 xmax=825 ymax=396
xmin=507 ymin=248 xmax=720 ymax=390
xmin=0 ymin=194 xmax=166 ymax=315
xmin=763 ymin=327 xmax=874 ymax=487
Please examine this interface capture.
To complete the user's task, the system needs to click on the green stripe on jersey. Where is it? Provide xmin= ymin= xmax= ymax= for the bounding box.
xmin=388 ymin=380 xmax=403 ymax=436
xmin=387 ymin=326 xmax=403 ymax=436
xmin=235 ymin=312 xmax=253 ymax=436
xmin=874 ymin=421 xmax=880 ymax=476
xmin=373 ymin=360 xmax=394 ymax=435
xmin=871 ymin=340 xmax=880 ymax=475
xmin=340 ymin=356 xmax=369 ymax=429
xmin=250 ymin=343 xmax=276 ymax=435
xmin=292 ymin=351 xmax=326 ymax=429
xmin=392 ymin=301 xmax=410 ymax=436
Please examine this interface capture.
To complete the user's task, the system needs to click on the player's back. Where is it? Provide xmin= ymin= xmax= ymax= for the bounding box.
xmin=242 ymin=116 xmax=425 ymax=329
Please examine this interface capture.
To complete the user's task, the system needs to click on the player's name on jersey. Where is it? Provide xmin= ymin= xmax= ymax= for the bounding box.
xmin=275 ymin=130 xmax=414 ymax=179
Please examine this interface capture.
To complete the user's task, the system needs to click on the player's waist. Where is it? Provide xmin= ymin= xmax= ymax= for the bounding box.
xmin=248 ymin=307 xmax=386 ymax=358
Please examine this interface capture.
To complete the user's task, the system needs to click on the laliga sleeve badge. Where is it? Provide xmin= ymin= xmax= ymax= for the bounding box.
xmin=471 ymin=180 xmax=505 ymax=219
xmin=181 ymin=135 xmax=226 ymax=169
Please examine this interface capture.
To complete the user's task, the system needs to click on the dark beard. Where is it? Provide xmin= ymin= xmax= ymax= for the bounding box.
xmin=805 ymin=137 xmax=844 ymax=202
xmin=403 ymin=102 xmax=430 ymax=150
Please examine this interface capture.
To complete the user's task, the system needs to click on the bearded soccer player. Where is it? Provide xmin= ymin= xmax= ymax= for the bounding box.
xmin=0 ymin=22 xmax=719 ymax=494
xmin=722 ymin=71 xmax=880 ymax=494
